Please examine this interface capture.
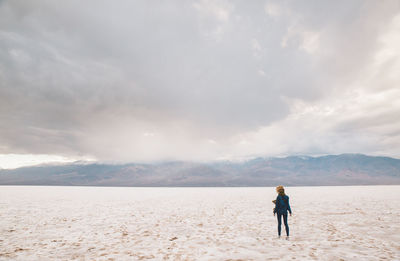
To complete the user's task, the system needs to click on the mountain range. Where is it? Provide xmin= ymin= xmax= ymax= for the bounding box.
xmin=1 ymin=154 xmax=400 ymax=186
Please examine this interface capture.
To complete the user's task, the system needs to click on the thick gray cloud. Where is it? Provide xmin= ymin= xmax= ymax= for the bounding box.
xmin=0 ymin=0 xmax=399 ymax=162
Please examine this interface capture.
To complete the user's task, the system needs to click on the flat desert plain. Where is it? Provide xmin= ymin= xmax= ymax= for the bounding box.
xmin=0 ymin=186 xmax=399 ymax=260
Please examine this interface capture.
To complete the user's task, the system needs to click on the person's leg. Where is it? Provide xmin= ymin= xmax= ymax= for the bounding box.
xmin=283 ymin=213 xmax=289 ymax=236
xmin=277 ymin=213 xmax=282 ymax=236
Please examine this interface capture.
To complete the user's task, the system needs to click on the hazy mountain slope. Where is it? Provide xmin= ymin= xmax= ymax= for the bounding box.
xmin=1 ymin=154 xmax=399 ymax=186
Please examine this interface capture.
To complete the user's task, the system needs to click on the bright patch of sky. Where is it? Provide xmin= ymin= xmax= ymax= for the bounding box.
xmin=0 ymin=154 xmax=80 ymax=169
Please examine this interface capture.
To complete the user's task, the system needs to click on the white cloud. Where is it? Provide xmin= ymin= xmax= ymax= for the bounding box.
xmin=194 ymin=0 xmax=232 ymax=22
xmin=0 ymin=1 xmax=399 ymax=164
xmin=223 ymin=85 xmax=400 ymax=160
xmin=372 ymin=13 xmax=400 ymax=89
xmin=258 ymin=69 xmax=266 ymax=76
xmin=299 ymin=31 xmax=320 ymax=55
xmin=281 ymin=25 xmax=320 ymax=55
xmin=264 ymin=2 xmax=283 ymax=18
xmin=193 ymin=0 xmax=234 ymax=41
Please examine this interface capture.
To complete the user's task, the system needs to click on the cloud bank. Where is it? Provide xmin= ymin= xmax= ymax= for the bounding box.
xmin=0 ymin=0 xmax=399 ymax=163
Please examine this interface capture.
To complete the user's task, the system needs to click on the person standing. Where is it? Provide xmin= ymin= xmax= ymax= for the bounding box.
xmin=273 ymin=185 xmax=292 ymax=239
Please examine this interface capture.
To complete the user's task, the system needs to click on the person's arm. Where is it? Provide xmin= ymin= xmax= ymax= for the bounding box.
xmin=287 ymin=196 xmax=292 ymax=215
xmin=273 ymin=196 xmax=279 ymax=215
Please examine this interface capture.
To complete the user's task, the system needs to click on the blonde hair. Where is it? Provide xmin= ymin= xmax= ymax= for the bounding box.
xmin=276 ymin=185 xmax=285 ymax=196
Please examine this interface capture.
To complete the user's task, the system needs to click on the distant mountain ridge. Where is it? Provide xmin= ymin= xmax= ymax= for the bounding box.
xmin=1 ymin=154 xmax=400 ymax=186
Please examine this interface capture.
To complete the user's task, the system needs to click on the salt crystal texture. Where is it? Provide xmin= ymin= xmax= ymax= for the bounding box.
xmin=0 ymin=186 xmax=399 ymax=260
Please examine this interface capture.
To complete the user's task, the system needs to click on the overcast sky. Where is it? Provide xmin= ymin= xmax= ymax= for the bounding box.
xmin=0 ymin=0 xmax=399 ymax=168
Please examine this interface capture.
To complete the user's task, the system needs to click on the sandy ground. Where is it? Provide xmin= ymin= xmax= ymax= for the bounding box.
xmin=0 ymin=185 xmax=399 ymax=260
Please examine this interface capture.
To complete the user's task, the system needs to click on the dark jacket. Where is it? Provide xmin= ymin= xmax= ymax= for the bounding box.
xmin=274 ymin=194 xmax=292 ymax=215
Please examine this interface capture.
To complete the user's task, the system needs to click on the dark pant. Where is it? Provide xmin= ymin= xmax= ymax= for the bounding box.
xmin=277 ymin=213 xmax=289 ymax=236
